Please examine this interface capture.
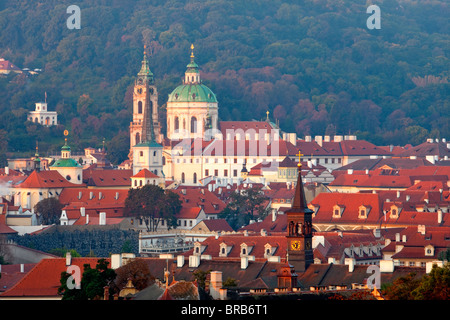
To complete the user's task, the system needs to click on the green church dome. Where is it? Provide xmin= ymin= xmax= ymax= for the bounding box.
xmin=168 ymin=83 xmax=217 ymax=103
xmin=50 ymin=158 xmax=81 ymax=168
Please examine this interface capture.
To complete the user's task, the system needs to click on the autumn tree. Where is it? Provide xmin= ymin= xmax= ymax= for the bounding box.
xmin=114 ymin=258 xmax=155 ymax=292
xmin=34 ymin=197 xmax=64 ymax=225
xmin=124 ymin=185 xmax=181 ymax=231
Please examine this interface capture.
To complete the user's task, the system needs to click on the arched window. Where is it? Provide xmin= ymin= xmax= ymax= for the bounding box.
xmin=193 ymin=172 xmax=197 ymax=184
xmin=135 ymin=132 xmax=140 ymax=145
xmin=181 ymin=172 xmax=185 ymax=184
xmin=138 ymin=101 xmax=143 ymax=114
xmin=174 ymin=117 xmax=179 ymax=131
xmin=149 ymin=100 xmax=153 ymax=116
xmin=191 ymin=116 xmax=197 ymax=133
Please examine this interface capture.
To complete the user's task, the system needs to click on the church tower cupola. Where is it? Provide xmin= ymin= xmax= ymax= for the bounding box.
xmin=185 ymin=44 xmax=200 ymax=84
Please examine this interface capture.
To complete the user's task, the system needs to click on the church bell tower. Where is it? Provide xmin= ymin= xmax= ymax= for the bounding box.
xmin=129 ymin=46 xmax=162 ymax=159
xmin=286 ymin=151 xmax=314 ymax=273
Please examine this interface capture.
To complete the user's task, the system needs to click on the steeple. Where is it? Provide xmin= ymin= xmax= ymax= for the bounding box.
xmin=285 ymin=149 xmax=314 ymax=273
xmin=34 ymin=142 xmax=40 ymax=172
xmin=137 ymin=45 xmax=154 ymax=84
xmin=292 ymin=151 xmax=309 ymax=211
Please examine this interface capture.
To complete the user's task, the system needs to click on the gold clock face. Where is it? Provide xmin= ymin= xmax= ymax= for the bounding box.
xmin=291 ymin=240 xmax=302 ymax=251
xmin=305 ymin=240 xmax=311 ymax=250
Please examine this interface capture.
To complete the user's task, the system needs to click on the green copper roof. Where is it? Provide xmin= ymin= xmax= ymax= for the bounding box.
xmin=168 ymin=83 xmax=217 ymax=103
xmin=135 ymin=140 xmax=163 ymax=148
xmin=50 ymin=158 xmax=81 ymax=168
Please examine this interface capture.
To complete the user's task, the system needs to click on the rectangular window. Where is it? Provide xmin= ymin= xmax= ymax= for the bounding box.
xmin=224 ymin=169 xmax=228 ymax=176
xmin=214 ymin=169 xmax=218 ymax=176
xmin=205 ymin=169 xmax=209 ymax=176
xmin=233 ymin=169 xmax=238 ymax=177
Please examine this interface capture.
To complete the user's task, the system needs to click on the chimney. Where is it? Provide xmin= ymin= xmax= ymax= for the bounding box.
xmin=241 ymin=256 xmax=249 ymax=270
xmin=260 ymin=229 xmax=267 ymax=236
xmin=5 ymin=167 xmax=9 ymax=175
xmin=315 ymin=136 xmax=323 ymax=147
xmin=89 ymin=191 xmax=94 ymax=200
xmin=115 ymin=192 xmax=119 ymax=200
xmin=418 ymin=225 xmax=426 ymax=235
xmin=305 ymin=136 xmax=312 ymax=142
xmin=209 ymin=271 xmax=223 ymax=300
xmin=395 ymin=233 xmax=400 ymax=242
xmin=397 ymin=190 xmax=400 ymax=198
xmin=177 ymin=255 xmax=185 ymax=268
xmin=78 ymin=191 xmax=82 ymax=200
xmin=345 ymin=258 xmax=355 ymax=272
xmin=438 ymin=209 xmax=443 ymax=224
xmin=99 ymin=212 xmax=106 ymax=225
xmin=272 ymin=210 xmax=277 ymax=222
xmin=66 ymin=251 xmax=72 ymax=266
xmin=86 ymin=214 xmax=89 ymax=225
xmin=347 ymin=169 xmax=353 ymax=175
xmin=402 ymin=235 xmax=407 ymax=242
xmin=80 ymin=207 xmax=85 ymax=217
xmin=380 ymin=260 xmax=395 ymax=273
xmin=20 ymin=264 xmax=24 ymax=273
xmin=244 ymin=230 xmax=248 ymax=237
xmin=99 ymin=192 xmax=103 ymax=200
xmin=406 ymin=195 xmax=410 ymax=202
xmin=189 ymin=255 xmax=200 ymax=268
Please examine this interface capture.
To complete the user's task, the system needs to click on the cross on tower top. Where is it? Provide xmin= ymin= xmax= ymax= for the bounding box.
xmin=296 ymin=150 xmax=304 ymax=167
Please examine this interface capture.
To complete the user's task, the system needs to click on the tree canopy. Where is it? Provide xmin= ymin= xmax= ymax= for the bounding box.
xmin=124 ymin=184 xmax=181 ymax=231
xmin=0 ymin=0 xmax=448 ymax=165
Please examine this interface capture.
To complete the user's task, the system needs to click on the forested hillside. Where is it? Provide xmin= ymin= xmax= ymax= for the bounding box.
xmin=0 ymin=0 xmax=448 ymax=165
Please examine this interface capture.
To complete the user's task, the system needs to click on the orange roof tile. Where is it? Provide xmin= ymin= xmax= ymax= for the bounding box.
xmin=14 ymin=170 xmax=83 ymax=189
xmin=0 ymin=258 xmax=110 ymax=298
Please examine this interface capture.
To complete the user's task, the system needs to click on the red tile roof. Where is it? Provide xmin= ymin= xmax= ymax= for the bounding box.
xmin=0 ymin=258 xmax=110 ymax=298
xmin=310 ymin=193 xmax=382 ymax=224
xmin=132 ymin=168 xmax=159 ymax=178
xmin=83 ymin=169 xmax=132 ymax=187
xmin=172 ymin=187 xmax=226 ymax=215
xmin=14 ymin=170 xmax=83 ymax=189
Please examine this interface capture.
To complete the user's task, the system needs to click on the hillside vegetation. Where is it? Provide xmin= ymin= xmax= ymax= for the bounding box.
xmin=0 ymin=0 xmax=448 ymax=165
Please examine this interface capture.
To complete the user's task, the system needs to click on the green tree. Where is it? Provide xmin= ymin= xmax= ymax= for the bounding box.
xmin=411 ymin=264 xmax=450 ymax=300
xmin=124 ymin=185 xmax=181 ymax=231
xmin=382 ymin=272 xmax=421 ymax=300
xmin=219 ymin=186 xmax=269 ymax=230
xmin=34 ymin=197 xmax=64 ymax=225
xmin=59 ymin=258 xmax=116 ymax=300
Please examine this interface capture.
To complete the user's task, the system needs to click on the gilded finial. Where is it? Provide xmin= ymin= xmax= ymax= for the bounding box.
xmin=266 ymin=110 xmax=270 ymax=121
xmin=190 ymin=44 xmax=195 ymax=59
xmin=296 ymin=150 xmax=304 ymax=167
xmin=144 ymin=44 xmax=146 ymax=55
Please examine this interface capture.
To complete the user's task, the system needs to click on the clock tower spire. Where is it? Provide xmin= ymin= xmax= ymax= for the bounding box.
xmin=286 ymin=151 xmax=314 ymax=273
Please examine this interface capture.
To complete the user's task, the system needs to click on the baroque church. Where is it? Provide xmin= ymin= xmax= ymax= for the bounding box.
xmin=128 ymin=44 xmax=287 ymax=187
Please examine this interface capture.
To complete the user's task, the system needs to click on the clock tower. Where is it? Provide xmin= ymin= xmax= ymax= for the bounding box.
xmin=129 ymin=46 xmax=162 ymax=159
xmin=286 ymin=151 xmax=314 ymax=273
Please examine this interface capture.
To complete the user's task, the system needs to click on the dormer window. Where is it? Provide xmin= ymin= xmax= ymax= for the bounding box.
xmin=358 ymin=205 xmax=371 ymax=219
xmin=219 ymin=242 xmax=232 ymax=257
xmin=425 ymin=245 xmax=435 ymax=256
xmin=333 ymin=205 xmax=344 ymax=218
xmin=240 ymin=243 xmax=253 ymax=257
xmin=390 ymin=205 xmax=401 ymax=219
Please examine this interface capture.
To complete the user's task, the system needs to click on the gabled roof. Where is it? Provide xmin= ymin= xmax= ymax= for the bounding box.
xmin=132 ymin=168 xmax=159 ymax=179
xmin=14 ymin=170 xmax=83 ymax=189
